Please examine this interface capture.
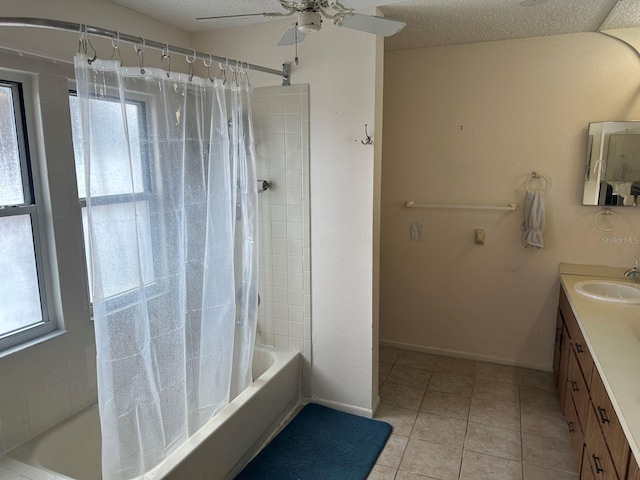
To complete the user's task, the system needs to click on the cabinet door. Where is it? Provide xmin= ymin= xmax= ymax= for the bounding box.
xmin=573 ymin=326 xmax=594 ymax=388
xmin=560 ymin=288 xmax=594 ymax=386
xmin=559 ymin=322 xmax=571 ymax=415
xmin=554 ymin=310 xmax=563 ymax=384
xmin=628 ymin=456 xmax=640 ymax=480
xmin=566 ymin=390 xmax=586 ymax=474
xmin=568 ymin=346 xmax=590 ymax=431
xmin=582 ymin=446 xmax=596 ymax=480
xmin=585 ymin=405 xmax=618 ymax=480
xmin=590 ymin=368 xmax=630 ymax=479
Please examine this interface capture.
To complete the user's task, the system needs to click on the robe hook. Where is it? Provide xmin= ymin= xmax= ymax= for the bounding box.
xmin=361 ymin=124 xmax=373 ymax=145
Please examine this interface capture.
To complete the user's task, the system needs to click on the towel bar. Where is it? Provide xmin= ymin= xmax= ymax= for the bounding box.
xmin=405 ymin=201 xmax=518 ymax=211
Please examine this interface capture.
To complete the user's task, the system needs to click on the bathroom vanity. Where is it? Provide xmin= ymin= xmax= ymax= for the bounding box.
xmin=555 ymin=264 xmax=640 ymax=479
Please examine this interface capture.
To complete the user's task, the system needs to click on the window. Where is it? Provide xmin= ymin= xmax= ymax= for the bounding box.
xmin=0 ymin=75 xmax=54 ymax=349
xmin=68 ymin=94 xmax=156 ymax=304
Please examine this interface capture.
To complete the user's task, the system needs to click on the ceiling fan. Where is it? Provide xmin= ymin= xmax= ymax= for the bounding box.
xmin=196 ymin=0 xmax=408 ymax=46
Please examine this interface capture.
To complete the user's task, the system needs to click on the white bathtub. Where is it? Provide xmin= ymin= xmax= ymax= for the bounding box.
xmin=3 ymin=346 xmax=301 ymax=480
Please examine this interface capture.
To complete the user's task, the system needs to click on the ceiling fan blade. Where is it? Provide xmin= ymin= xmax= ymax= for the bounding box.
xmin=277 ymin=24 xmax=308 ymax=46
xmin=336 ymin=13 xmax=405 ymax=36
xmin=338 ymin=0 xmax=409 ymax=9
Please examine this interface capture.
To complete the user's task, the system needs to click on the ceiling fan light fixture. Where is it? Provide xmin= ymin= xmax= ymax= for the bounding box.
xmin=297 ymin=11 xmax=322 ymax=33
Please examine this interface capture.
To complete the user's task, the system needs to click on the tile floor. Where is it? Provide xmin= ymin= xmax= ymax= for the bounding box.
xmin=369 ymin=346 xmax=578 ymax=480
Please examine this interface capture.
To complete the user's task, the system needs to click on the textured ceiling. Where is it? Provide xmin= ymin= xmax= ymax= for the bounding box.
xmin=108 ymin=0 xmax=640 ymax=50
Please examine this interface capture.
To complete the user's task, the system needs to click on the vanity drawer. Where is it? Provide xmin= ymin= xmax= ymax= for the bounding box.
xmin=585 ymin=404 xmax=619 ymax=480
xmin=590 ymin=369 xmax=630 ymax=479
xmin=568 ymin=346 xmax=591 ymax=432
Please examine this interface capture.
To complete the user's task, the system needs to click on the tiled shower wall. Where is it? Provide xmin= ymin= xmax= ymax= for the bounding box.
xmin=252 ymin=85 xmax=311 ymax=385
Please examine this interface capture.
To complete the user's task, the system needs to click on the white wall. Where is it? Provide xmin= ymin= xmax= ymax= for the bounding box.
xmin=381 ymin=30 xmax=640 ymax=370
xmin=193 ymin=17 xmax=383 ymax=414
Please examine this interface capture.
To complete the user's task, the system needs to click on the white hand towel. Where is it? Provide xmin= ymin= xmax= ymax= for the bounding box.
xmin=523 ymin=190 xmax=545 ymax=248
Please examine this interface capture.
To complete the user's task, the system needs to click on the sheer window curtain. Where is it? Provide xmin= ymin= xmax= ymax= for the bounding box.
xmin=74 ymin=53 xmax=258 ymax=480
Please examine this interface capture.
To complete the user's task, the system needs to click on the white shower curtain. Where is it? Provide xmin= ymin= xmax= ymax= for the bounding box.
xmin=74 ymin=53 xmax=258 ymax=480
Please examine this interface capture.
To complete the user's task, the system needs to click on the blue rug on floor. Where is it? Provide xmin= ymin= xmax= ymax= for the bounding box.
xmin=235 ymin=403 xmax=392 ymax=480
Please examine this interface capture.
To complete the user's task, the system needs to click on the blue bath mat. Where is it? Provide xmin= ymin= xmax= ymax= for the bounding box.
xmin=235 ymin=403 xmax=392 ymax=480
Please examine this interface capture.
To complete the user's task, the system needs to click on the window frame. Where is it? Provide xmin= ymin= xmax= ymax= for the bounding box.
xmin=68 ymin=90 xmax=163 ymax=309
xmin=0 ymin=72 xmax=56 ymax=351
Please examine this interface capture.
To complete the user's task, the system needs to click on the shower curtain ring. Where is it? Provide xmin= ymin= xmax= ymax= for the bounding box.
xmin=204 ymin=53 xmax=214 ymax=82
xmin=245 ymin=63 xmax=252 ymax=88
xmin=134 ymin=37 xmax=145 ymax=54
xmin=110 ymin=31 xmax=122 ymax=62
xmin=161 ymin=43 xmax=171 ymax=77
xmin=135 ymin=38 xmax=146 ymax=74
xmin=77 ymin=24 xmax=84 ymax=53
xmin=186 ymin=49 xmax=196 ymax=81
xmin=111 ymin=31 xmax=120 ymax=49
xmin=77 ymin=25 xmax=97 ymax=64
xmin=86 ymin=37 xmax=98 ymax=64
xmin=217 ymin=58 xmax=228 ymax=84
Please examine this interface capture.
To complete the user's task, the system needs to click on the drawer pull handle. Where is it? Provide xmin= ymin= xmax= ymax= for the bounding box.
xmin=592 ymin=454 xmax=604 ymax=474
xmin=567 ymin=420 xmax=575 ymax=433
xmin=571 ymin=381 xmax=579 ymax=392
xmin=575 ymin=343 xmax=584 ymax=353
xmin=598 ymin=406 xmax=610 ymax=424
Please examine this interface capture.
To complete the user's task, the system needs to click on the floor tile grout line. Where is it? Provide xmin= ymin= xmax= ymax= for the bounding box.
xmin=377 ymin=347 xmax=576 ymax=479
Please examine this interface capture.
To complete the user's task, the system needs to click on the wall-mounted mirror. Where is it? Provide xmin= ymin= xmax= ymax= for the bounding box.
xmin=583 ymin=121 xmax=640 ymax=206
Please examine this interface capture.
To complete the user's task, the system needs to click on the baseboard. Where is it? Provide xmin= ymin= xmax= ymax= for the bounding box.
xmin=371 ymin=395 xmax=381 ymax=418
xmin=301 ymin=396 xmax=375 ymax=419
xmin=379 ymin=339 xmax=551 ymax=372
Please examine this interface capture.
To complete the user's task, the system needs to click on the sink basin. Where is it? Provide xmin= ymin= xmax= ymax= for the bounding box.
xmin=573 ymin=280 xmax=640 ymax=304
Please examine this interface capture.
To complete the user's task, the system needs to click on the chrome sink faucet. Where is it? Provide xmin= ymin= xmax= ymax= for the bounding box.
xmin=624 ymin=258 xmax=640 ymax=282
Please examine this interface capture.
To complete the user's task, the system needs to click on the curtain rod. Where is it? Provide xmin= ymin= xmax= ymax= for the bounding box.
xmin=0 ymin=17 xmax=292 ymax=85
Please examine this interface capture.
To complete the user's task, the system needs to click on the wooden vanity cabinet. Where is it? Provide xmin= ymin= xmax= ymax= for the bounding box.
xmin=628 ymin=457 xmax=640 ymax=480
xmin=555 ymin=286 xmax=638 ymax=480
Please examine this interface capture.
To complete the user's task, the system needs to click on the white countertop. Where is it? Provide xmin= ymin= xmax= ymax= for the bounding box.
xmin=559 ymin=263 xmax=640 ymax=465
